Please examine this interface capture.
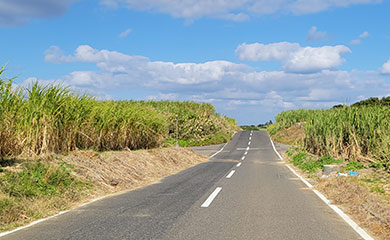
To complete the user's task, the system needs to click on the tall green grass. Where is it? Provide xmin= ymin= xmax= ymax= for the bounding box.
xmin=274 ymin=107 xmax=390 ymax=170
xmin=0 ymin=67 xmax=238 ymax=157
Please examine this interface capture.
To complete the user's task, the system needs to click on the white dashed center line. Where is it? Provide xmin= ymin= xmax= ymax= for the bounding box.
xmin=236 ymin=162 xmax=242 ymax=167
xmin=248 ymin=141 xmax=251 ymax=145
xmin=226 ymin=170 xmax=236 ymax=178
xmin=201 ymin=187 xmax=222 ymax=208
xmin=241 ymin=156 xmax=245 ymax=160
xmin=244 ymin=151 xmax=248 ymax=155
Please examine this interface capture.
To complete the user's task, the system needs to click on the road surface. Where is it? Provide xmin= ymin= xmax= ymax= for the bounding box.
xmin=1 ymin=131 xmax=362 ymax=240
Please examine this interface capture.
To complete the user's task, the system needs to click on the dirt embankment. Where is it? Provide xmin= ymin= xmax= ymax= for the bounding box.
xmin=65 ymin=147 xmax=208 ymax=193
xmin=0 ymin=147 xmax=208 ymax=232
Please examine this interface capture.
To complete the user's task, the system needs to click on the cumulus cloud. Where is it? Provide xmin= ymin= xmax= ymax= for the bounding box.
xmin=235 ymin=42 xmax=351 ymax=73
xmin=39 ymin=45 xmax=390 ymax=123
xmin=381 ymin=59 xmax=390 ymax=74
xmin=350 ymin=39 xmax=361 ymax=45
xmin=307 ymin=26 xmax=330 ymax=41
xmin=100 ymin=0 xmax=382 ymax=21
xmin=44 ymin=45 xmax=250 ymax=89
xmin=359 ymin=31 xmax=370 ymax=38
xmin=0 ymin=0 xmax=77 ymax=26
xmin=147 ymin=93 xmax=178 ymax=101
xmin=350 ymin=31 xmax=370 ymax=45
xmin=119 ymin=28 xmax=132 ymax=38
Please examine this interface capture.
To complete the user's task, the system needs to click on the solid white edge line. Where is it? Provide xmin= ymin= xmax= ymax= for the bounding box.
xmin=268 ymin=135 xmax=374 ymax=240
xmin=269 ymin=136 xmax=283 ymax=161
xmin=201 ymin=187 xmax=222 ymax=207
xmin=329 ymin=205 xmax=374 ymax=240
xmin=236 ymin=162 xmax=242 ymax=167
xmin=226 ymin=170 xmax=236 ymax=179
xmin=0 ymin=195 xmax=108 ymax=238
xmin=209 ymin=141 xmax=229 ymax=159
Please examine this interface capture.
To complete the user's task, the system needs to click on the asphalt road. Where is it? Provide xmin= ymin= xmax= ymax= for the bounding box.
xmin=1 ymin=131 xmax=362 ymax=240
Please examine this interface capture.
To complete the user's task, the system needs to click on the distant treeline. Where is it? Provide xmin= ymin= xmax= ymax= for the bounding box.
xmin=333 ymin=96 xmax=390 ymax=108
xmin=241 ymin=120 xmax=273 ymax=131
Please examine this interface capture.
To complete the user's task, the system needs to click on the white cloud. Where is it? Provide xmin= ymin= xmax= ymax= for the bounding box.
xmin=119 ymin=28 xmax=132 ymax=38
xmin=39 ymin=45 xmax=390 ymax=124
xmin=381 ymin=59 xmax=390 ymax=74
xmin=235 ymin=42 xmax=351 ymax=73
xmin=100 ymin=0 xmax=382 ymax=21
xmin=44 ymin=45 xmax=250 ymax=89
xmin=359 ymin=31 xmax=370 ymax=38
xmin=350 ymin=39 xmax=361 ymax=45
xmin=147 ymin=93 xmax=178 ymax=101
xmin=307 ymin=26 xmax=329 ymax=41
xmin=350 ymin=31 xmax=370 ymax=45
xmin=0 ymin=0 xmax=77 ymax=26
xmin=44 ymin=46 xmax=74 ymax=63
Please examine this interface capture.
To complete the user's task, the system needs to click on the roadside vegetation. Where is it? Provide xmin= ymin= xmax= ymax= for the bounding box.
xmin=0 ymin=160 xmax=91 ymax=231
xmin=270 ymin=106 xmax=390 ymax=170
xmin=0 ymin=66 xmax=238 ymax=232
xmin=0 ymin=66 xmax=238 ymax=158
xmin=269 ymin=100 xmax=390 ymax=239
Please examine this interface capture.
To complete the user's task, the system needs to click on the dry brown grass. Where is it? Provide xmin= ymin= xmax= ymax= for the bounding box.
xmin=272 ymin=124 xmax=305 ymax=146
xmin=63 ymin=147 xmax=207 ymax=193
xmin=317 ymin=176 xmax=390 ymax=240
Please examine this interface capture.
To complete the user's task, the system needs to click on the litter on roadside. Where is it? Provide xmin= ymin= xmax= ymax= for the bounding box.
xmin=336 ymin=171 xmax=359 ymax=177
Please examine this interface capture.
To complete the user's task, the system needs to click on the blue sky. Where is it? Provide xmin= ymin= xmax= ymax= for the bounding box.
xmin=1 ymin=0 xmax=390 ymax=124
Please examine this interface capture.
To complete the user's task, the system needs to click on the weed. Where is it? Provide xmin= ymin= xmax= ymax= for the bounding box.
xmin=319 ymin=156 xmax=344 ymax=165
xmin=300 ymin=160 xmax=321 ymax=173
xmin=369 ymin=162 xmax=385 ymax=169
xmin=0 ymin=161 xmax=84 ymax=198
xmin=291 ymin=152 xmax=307 ymax=166
xmin=342 ymin=161 xmax=366 ymax=171
xmin=289 ymin=148 xmax=344 ymax=173
xmin=370 ymin=186 xmax=386 ymax=194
